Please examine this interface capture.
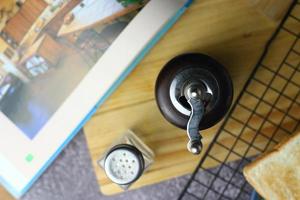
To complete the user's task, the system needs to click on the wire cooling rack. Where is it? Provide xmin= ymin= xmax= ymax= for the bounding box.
xmin=178 ymin=1 xmax=300 ymax=200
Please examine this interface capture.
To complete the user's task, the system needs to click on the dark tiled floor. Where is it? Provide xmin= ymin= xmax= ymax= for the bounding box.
xmin=2 ymin=48 xmax=92 ymax=139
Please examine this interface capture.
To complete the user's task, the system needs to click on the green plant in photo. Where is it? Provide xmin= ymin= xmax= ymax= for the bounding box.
xmin=117 ymin=0 xmax=144 ymax=7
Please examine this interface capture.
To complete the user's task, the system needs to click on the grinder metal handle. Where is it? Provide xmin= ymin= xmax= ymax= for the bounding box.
xmin=187 ymin=97 xmax=204 ymax=155
xmin=185 ymin=86 xmax=208 ymax=155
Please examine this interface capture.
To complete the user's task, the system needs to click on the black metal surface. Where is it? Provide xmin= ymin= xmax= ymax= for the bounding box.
xmin=178 ymin=1 xmax=300 ymax=199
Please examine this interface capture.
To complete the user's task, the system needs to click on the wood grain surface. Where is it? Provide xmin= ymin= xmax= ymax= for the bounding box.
xmin=0 ymin=186 xmax=14 ymax=200
xmin=84 ymin=0 xmax=296 ymax=196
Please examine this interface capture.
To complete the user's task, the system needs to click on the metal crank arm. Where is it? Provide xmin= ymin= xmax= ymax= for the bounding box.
xmin=186 ymin=96 xmax=205 ymax=155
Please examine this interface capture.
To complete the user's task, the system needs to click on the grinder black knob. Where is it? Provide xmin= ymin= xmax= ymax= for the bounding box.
xmin=155 ymin=53 xmax=233 ymax=155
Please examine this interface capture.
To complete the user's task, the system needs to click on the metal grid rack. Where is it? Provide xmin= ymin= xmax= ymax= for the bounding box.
xmin=179 ymin=1 xmax=300 ymax=199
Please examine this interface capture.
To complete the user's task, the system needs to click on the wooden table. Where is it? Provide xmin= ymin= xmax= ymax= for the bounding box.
xmin=84 ymin=0 xmax=296 ymax=196
xmin=58 ymin=0 xmax=144 ymax=36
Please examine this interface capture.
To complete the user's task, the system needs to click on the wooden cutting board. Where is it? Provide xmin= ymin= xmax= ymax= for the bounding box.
xmin=83 ymin=0 xmax=297 ymax=196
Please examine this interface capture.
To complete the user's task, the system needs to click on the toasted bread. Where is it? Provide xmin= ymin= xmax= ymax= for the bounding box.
xmin=243 ymin=132 xmax=300 ymax=200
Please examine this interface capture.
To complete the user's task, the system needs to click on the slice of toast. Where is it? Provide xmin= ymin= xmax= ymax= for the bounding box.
xmin=243 ymin=132 xmax=300 ymax=200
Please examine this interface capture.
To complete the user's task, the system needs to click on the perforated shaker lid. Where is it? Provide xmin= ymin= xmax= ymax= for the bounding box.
xmin=104 ymin=144 xmax=145 ymax=185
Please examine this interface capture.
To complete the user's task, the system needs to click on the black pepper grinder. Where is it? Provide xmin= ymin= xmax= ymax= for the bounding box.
xmin=155 ymin=53 xmax=233 ymax=155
